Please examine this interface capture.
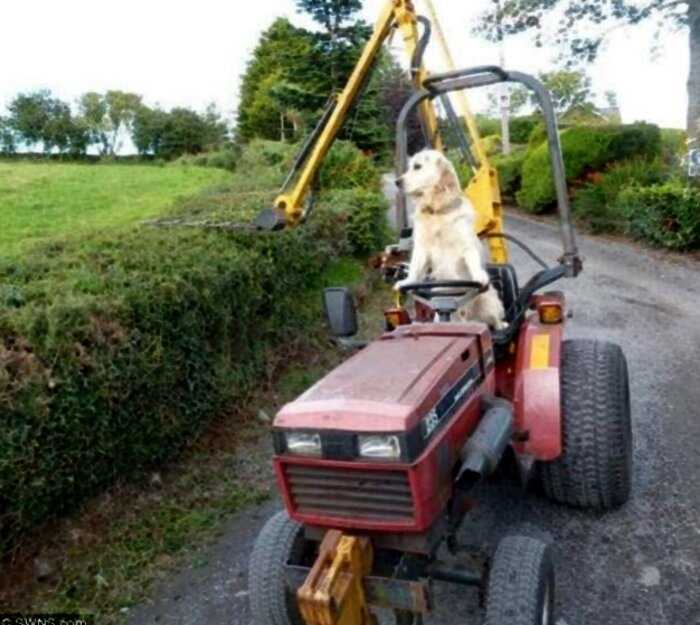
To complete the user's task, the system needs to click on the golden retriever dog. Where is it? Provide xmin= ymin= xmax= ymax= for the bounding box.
xmin=394 ymin=150 xmax=507 ymax=330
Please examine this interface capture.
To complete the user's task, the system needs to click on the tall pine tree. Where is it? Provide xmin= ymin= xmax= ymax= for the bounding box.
xmin=236 ymin=18 xmax=318 ymax=142
xmin=236 ymin=3 xmax=415 ymax=157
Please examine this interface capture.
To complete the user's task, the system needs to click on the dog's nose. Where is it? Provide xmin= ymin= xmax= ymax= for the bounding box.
xmin=395 ymin=177 xmax=403 ymax=189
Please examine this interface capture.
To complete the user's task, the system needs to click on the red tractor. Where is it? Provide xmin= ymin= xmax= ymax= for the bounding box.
xmin=248 ymin=63 xmax=632 ymax=625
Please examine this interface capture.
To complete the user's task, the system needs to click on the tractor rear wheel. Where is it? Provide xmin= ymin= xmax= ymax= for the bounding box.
xmin=485 ymin=535 xmax=554 ymax=625
xmin=248 ymin=510 xmax=306 ymax=625
xmin=540 ymin=339 xmax=632 ymax=509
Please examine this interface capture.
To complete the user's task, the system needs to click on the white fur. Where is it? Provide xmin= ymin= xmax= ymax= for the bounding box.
xmin=395 ymin=150 xmax=507 ymax=330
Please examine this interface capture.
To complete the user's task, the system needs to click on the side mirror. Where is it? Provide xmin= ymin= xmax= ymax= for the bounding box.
xmin=323 ymin=288 xmax=358 ymax=338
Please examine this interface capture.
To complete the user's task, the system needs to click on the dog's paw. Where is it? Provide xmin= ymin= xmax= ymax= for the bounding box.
xmin=492 ymin=320 xmax=509 ymax=331
xmin=475 ymin=269 xmax=490 ymax=287
xmin=394 ymin=279 xmax=410 ymax=292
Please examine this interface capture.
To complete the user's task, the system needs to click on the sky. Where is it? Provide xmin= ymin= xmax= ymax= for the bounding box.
xmin=0 ymin=0 xmax=688 ymax=130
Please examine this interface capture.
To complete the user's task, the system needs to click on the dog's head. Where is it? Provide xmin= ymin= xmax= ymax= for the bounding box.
xmin=396 ymin=150 xmax=461 ymax=213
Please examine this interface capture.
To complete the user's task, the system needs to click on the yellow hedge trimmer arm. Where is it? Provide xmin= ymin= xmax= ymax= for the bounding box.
xmin=262 ymin=0 xmax=507 ymax=264
xmin=269 ymin=0 xmax=442 ymax=229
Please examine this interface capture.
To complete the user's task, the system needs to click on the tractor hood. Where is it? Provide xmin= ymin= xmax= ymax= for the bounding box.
xmin=275 ymin=323 xmax=492 ymax=434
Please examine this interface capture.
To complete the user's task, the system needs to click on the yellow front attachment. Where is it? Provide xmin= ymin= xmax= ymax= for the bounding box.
xmin=297 ymin=530 xmax=377 ymax=625
xmin=467 ymin=165 xmax=508 ymax=265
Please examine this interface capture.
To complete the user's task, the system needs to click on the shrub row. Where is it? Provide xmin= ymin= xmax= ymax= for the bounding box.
xmin=488 ymin=121 xmax=700 ymax=251
xmin=620 ymin=181 xmax=700 ymax=250
xmin=0 ymin=140 xmax=387 ymax=553
xmin=492 ymin=149 xmax=528 ymax=198
xmin=571 ymin=158 xmax=667 ymax=233
xmin=173 ymin=148 xmax=241 ymax=171
xmin=517 ymin=123 xmax=661 ymax=212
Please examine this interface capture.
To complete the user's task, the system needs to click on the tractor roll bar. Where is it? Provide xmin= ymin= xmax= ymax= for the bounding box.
xmin=395 ymin=67 xmax=582 ymax=277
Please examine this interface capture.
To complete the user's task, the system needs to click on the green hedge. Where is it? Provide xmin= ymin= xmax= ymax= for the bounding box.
xmin=510 ymin=116 xmax=539 ymax=145
xmin=527 ymin=122 xmax=548 ymax=150
xmin=476 ymin=115 xmax=500 ymax=137
xmin=572 ymin=159 xmax=667 ymax=233
xmin=618 ymin=181 xmax=700 ymax=250
xmin=319 ymin=189 xmax=390 ymax=256
xmin=0 ymin=220 xmax=335 ymax=551
xmin=517 ymin=123 xmax=662 ymax=213
xmin=174 ymin=148 xmax=240 ymax=171
xmin=0 ymin=165 xmax=387 ymax=552
xmin=493 ymin=149 xmax=528 ymax=198
xmin=472 ymin=116 xmax=535 ymax=147
xmin=318 ymin=140 xmax=380 ymax=191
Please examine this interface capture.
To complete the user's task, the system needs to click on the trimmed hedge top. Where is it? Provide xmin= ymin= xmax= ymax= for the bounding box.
xmin=517 ymin=123 xmax=662 ymax=213
xmin=0 ymin=140 xmax=388 ymax=554
xmin=619 ymin=181 xmax=700 ymax=250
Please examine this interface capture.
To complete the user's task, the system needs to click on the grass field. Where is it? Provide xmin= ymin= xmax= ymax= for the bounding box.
xmin=0 ymin=162 xmax=231 ymax=258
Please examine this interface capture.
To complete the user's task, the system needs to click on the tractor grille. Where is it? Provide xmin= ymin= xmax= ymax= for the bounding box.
xmin=284 ymin=464 xmax=415 ymax=523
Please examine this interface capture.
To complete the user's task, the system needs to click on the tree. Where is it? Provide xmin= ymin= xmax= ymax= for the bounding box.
xmin=237 ymin=7 xmax=399 ymax=156
xmin=487 ymin=86 xmax=529 ymax=117
xmin=160 ymin=108 xmax=208 ymax=159
xmin=0 ymin=117 xmax=16 ymax=154
xmin=538 ymin=70 xmax=594 ymax=113
xmin=237 ymin=18 xmax=318 ymax=142
xmin=7 ymin=90 xmax=54 ymax=148
xmin=475 ymin=0 xmax=697 ymax=138
xmin=132 ymin=104 xmax=169 ymax=156
xmin=201 ymin=103 xmax=230 ymax=149
xmin=132 ymin=104 xmax=227 ymax=159
xmin=7 ymin=90 xmax=81 ymax=153
xmin=295 ymin=0 xmax=368 ymax=88
xmin=79 ymin=92 xmax=110 ymax=155
xmin=488 ymin=69 xmax=594 ymax=118
xmin=104 ymin=90 xmax=142 ymax=155
xmin=376 ymin=62 xmax=425 ymax=155
xmin=64 ymin=116 xmax=90 ymax=156
xmin=41 ymin=99 xmax=74 ymax=153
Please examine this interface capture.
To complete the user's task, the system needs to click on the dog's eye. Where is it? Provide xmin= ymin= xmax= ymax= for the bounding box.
xmin=413 ymin=163 xmax=422 ymax=171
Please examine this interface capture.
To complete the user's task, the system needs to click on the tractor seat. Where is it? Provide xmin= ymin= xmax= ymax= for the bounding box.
xmin=487 ymin=264 xmax=519 ymax=324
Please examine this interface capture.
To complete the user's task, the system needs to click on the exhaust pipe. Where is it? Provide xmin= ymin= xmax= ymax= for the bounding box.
xmin=456 ymin=400 xmax=513 ymax=488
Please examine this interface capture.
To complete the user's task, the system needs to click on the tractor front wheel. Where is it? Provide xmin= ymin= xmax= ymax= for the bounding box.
xmin=485 ymin=535 xmax=555 ymax=625
xmin=248 ymin=510 xmax=306 ymax=625
xmin=540 ymin=339 xmax=633 ymax=509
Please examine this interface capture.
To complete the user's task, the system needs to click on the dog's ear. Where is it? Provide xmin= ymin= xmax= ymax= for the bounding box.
xmin=438 ymin=158 xmax=459 ymax=195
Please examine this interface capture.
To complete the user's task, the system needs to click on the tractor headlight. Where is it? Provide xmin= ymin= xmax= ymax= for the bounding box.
xmin=358 ymin=435 xmax=401 ymax=460
xmin=285 ymin=432 xmax=322 ymax=456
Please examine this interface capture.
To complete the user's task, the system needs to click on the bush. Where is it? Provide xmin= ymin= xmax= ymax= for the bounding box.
xmin=318 ymin=140 xmax=379 ymax=191
xmin=205 ymin=149 xmax=239 ymax=171
xmin=492 ymin=149 xmax=527 ymax=198
xmin=482 ymin=134 xmax=502 ymax=157
xmin=476 ymin=115 xmax=500 ymax=137
xmin=518 ymin=123 xmax=662 ymax=213
xmin=224 ymin=140 xmax=298 ymax=192
xmin=660 ymin=129 xmax=687 ymax=175
xmin=617 ymin=181 xmax=700 ymax=250
xmin=527 ymin=122 xmax=548 ymax=150
xmin=174 ymin=148 xmax=239 ymax=171
xmin=319 ymin=189 xmax=390 ymax=256
xmin=510 ymin=116 xmax=539 ymax=145
xmin=572 ymin=159 xmax=667 ymax=233
xmin=0 ymin=182 xmax=368 ymax=552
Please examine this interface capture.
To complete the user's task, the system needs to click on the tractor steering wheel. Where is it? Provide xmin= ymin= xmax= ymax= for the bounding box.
xmin=398 ymin=280 xmax=489 ymax=297
xmin=398 ymin=280 xmax=489 ymax=323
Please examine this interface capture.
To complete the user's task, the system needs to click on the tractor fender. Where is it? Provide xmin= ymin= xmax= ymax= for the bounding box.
xmin=512 ymin=313 xmax=564 ymax=461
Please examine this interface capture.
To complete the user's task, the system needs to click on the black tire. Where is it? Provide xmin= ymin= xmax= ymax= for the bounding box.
xmin=540 ymin=339 xmax=633 ymax=509
xmin=485 ymin=536 xmax=554 ymax=625
xmin=248 ymin=510 xmax=305 ymax=625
